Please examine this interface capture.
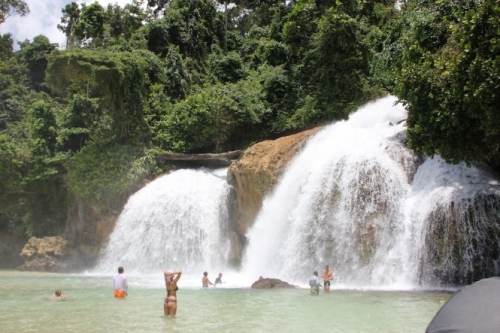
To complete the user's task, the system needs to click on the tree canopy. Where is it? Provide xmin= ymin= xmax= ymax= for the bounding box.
xmin=1 ymin=0 xmax=499 ymax=240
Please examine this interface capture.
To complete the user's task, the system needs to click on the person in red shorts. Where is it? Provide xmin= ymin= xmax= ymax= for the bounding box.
xmin=113 ymin=266 xmax=128 ymax=298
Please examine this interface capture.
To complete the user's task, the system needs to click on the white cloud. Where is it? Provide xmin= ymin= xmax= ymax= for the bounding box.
xmin=0 ymin=0 xmax=141 ymax=49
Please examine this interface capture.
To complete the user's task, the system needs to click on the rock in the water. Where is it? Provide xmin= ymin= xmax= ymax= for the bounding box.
xmin=251 ymin=276 xmax=296 ymax=289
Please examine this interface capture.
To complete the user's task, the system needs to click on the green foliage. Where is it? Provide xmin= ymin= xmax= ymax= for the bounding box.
xmin=0 ymin=0 xmax=29 ymax=24
xmin=144 ymin=0 xmax=224 ymax=63
xmin=282 ymin=1 xmax=318 ymax=58
xmin=67 ymin=143 xmax=152 ymax=212
xmin=208 ymin=50 xmax=246 ymax=83
xmin=8 ymin=0 xmax=500 ymax=241
xmin=395 ymin=0 xmax=500 ymax=166
xmin=164 ymin=46 xmax=191 ymax=101
xmin=258 ymin=65 xmax=297 ymax=132
xmin=0 ymin=55 xmax=28 ymax=129
xmin=0 ymin=132 xmax=22 ymax=199
xmin=106 ymin=1 xmax=146 ymax=41
xmin=152 ymin=79 xmax=268 ymax=152
xmin=74 ymin=2 xmax=108 ymax=46
xmin=301 ymin=7 xmax=370 ymax=121
xmin=46 ymin=48 xmax=166 ymax=144
xmin=57 ymin=94 xmax=98 ymax=152
xmin=0 ymin=33 xmax=13 ymax=59
xmin=57 ymin=2 xmax=81 ymax=49
xmin=27 ymin=99 xmax=58 ymax=156
xmin=20 ymin=35 xmax=57 ymax=91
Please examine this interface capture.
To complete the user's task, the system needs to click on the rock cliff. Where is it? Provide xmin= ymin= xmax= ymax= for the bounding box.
xmin=226 ymin=127 xmax=322 ymax=263
xmin=228 ymin=128 xmax=323 ymax=236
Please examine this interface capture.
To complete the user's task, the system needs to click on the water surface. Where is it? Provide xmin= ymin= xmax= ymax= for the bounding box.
xmin=0 ymin=271 xmax=450 ymax=333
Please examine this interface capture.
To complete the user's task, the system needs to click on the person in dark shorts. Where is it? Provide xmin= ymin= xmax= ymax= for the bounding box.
xmin=322 ymin=265 xmax=334 ymax=292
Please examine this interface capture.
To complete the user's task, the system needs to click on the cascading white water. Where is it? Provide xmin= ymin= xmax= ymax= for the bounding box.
xmin=240 ymin=96 xmax=500 ymax=289
xmin=96 ymin=168 xmax=231 ymax=276
xmin=94 ymin=96 xmax=500 ymax=289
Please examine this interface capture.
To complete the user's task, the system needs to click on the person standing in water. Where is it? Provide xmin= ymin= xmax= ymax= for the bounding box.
xmin=164 ymin=270 xmax=182 ymax=317
xmin=202 ymin=271 xmax=214 ymax=287
xmin=215 ymin=273 xmax=223 ymax=286
xmin=309 ymin=270 xmax=322 ymax=295
xmin=113 ymin=266 xmax=128 ymax=298
xmin=322 ymin=265 xmax=334 ymax=292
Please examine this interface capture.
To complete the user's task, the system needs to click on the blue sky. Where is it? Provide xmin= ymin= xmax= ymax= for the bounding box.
xmin=0 ymin=0 xmax=138 ymax=48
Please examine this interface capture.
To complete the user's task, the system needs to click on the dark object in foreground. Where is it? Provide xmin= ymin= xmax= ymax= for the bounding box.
xmin=426 ymin=277 xmax=500 ymax=333
xmin=251 ymin=276 xmax=296 ymax=289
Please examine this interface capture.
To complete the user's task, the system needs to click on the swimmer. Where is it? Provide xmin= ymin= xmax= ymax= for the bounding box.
xmin=113 ymin=266 xmax=128 ymax=298
xmin=50 ymin=289 xmax=67 ymax=300
xmin=164 ymin=270 xmax=182 ymax=317
xmin=202 ymin=271 xmax=214 ymax=287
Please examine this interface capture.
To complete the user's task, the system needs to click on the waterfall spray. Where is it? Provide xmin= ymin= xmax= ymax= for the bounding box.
xmin=96 ymin=168 xmax=231 ymax=275
xmin=241 ymin=96 xmax=500 ymax=289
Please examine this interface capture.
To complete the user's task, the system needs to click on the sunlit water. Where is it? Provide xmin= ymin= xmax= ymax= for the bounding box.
xmin=0 ymin=271 xmax=450 ymax=333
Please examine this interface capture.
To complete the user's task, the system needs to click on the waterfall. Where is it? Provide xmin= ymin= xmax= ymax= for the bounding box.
xmin=241 ymin=96 xmax=500 ymax=289
xmin=96 ymin=168 xmax=231 ymax=275
xmin=94 ymin=96 xmax=500 ymax=289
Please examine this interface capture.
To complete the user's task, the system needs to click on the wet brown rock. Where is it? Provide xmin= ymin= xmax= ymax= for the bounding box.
xmin=227 ymin=127 xmax=323 ymax=239
xmin=251 ymin=276 xmax=296 ymax=289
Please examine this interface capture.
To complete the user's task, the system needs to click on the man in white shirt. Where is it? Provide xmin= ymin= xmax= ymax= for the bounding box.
xmin=113 ymin=266 xmax=128 ymax=298
xmin=309 ymin=270 xmax=322 ymax=295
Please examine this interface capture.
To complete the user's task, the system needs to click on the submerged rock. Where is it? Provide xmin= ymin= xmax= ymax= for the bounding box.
xmin=251 ymin=276 xmax=296 ymax=289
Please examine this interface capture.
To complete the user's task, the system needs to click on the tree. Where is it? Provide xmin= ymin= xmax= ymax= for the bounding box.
xmin=0 ymin=32 xmax=13 ymax=59
xmin=46 ymin=48 xmax=166 ymax=144
xmin=152 ymin=80 xmax=268 ymax=152
xmin=106 ymin=0 xmax=147 ymax=41
xmin=147 ymin=0 xmax=172 ymax=17
xmin=73 ymin=2 xmax=108 ymax=46
xmin=21 ymin=35 xmax=57 ymax=91
xmin=0 ymin=0 xmax=29 ymax=25
xmin=144 ymin=0 xmax=224 ymax=63
xmin=57 ymin=2 xmax=82 ymax=49
xmin=395 ymin=0 xmax=500 ymax=168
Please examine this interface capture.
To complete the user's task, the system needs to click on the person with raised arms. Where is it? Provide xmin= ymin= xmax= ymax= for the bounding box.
xmin=164 ymin=270 xmax=182 ymax=317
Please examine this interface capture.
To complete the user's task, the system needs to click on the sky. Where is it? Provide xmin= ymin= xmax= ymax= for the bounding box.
xmin=0 ymin=0 xmax=139 ymax=48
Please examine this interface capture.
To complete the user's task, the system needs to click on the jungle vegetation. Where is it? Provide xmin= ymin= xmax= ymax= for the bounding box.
xmin=0 ymin=0 xmax=499 ymax=239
